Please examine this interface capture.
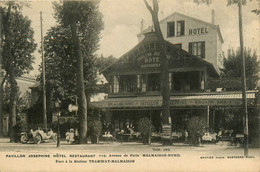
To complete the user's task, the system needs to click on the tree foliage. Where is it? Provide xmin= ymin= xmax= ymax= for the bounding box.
xmin=187 ymin=117 xmax=206 ymax=145
xmin=95 ymin=55 xmax=117 ymax=71
xmin=220 ymin=48 xmax=259 ymax=88
xmin=0 ymin=2 xmax=36 ymax=141
xmin=43 ymin=26 xmax=97 ymax=101
xmin=1 ymin=3 xmax=36 ymax=81
xmin=42 ymin=0 xmax=103 ymax=143
xmin=137 ymin=117 xmax=154 ymax=144
xmin=42 ymin=1 xmax=103 ymax=102
xmin=194 ymin=0 xmax=260 ymax=15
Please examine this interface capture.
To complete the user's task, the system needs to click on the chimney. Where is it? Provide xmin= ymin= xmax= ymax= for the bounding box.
xmin=211 ymin=9 xmax=215 ymax=25
xmin=140 ymin=19 xmax=144 ymax=32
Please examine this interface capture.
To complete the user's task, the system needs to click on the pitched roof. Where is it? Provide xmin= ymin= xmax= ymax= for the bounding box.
xmin=137 ymin=12 xmax=224 ymax=43
xmin=101 ymin=32 xmax=219 ymax=78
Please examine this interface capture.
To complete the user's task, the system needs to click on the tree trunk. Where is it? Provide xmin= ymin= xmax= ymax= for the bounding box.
xmin=144 ymin=0 xmax=171 ymax=144
xmin=148 ymin=135 xmax=151 ymax=145
xmin=0 ymin=10 xmax=3 ymax=135
xmin=3 ymin=4 xmax=17 ymax=142
xmin=70 ymin=23 xmax=88 ymax=144
xmin=9 ymin=70 xmax=17 ymax=142
xmin=238 ymin=0 xmax=248 ymax=157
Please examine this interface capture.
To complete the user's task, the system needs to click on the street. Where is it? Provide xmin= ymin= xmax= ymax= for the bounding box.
xmin=0 ymin=138 xmax=259 ymax=172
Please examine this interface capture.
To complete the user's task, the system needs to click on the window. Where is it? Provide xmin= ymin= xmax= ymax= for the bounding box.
xmin=147 ymin=73 xmax=160 ymax=91
xmin=118 ymin=75 xmax=137 ymax=93
xmin=188 ymin=41 xmax=205 ymax=58
xmin=177 ymin=21 xmax=185 ymax=36
xmin=167 ymin=22 xmax=175 ymax=37
xmin=169 ymin=73 xmax=172 ymax=91
xmin=113 ymin=76 xmax=119 ymax=93
xmin=141 ymin=74 xmax=147 ymax=92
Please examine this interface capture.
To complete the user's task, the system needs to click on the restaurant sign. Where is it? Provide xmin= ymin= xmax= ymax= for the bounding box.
xmin=162 ymin=125 xmax=172 ymax=139
xmin=92 ymin=97 xmax=255 ymax=108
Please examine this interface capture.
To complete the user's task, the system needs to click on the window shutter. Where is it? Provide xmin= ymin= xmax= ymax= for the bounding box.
xmin=181 ymin=21 xmax=185 ymax=35
xmin=167 ymin=22 xmax=170 ymax=37
xmin=188 ymin=43 xmax=192 ymax=54
xmin=201 ymin=42 xmax=205 ymax=58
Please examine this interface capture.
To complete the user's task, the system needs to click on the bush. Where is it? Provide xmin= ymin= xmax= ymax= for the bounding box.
xmin=137 ymin=117 xmax=154 ymax=145
xmin=89 ymin=119 xmax=102 ymax=144
xmin=13 ymin=121 xmax=28 ymax=142
xmin=187 ymin=117 xmax=206 ymax=146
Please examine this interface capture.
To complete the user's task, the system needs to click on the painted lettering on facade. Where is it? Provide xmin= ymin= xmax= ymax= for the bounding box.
xmin=189 ymin=27 xmax=208 ymax=35
xmin=95 ymin=98 xmax=254 ymax=108
xmin=138 ymin=51 xmax=161 ymax=68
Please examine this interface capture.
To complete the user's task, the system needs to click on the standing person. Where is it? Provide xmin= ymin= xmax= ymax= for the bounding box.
xmin=185 ymin=130 xmax=188 ymax=142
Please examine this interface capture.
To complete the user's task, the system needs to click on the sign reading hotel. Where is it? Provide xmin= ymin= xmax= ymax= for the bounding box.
xmin=189 ymin=27 xmax=208 ymax=35
xmin=138 ymin=51 xmax=161 ymax=68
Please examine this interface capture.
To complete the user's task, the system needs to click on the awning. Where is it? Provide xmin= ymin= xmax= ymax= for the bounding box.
xmin=91 ymin=91 xmax=257 ymax=108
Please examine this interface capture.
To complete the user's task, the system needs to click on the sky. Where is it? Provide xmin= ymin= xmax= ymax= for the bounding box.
xmin=2 ymin=0 xmax=259 ymax=75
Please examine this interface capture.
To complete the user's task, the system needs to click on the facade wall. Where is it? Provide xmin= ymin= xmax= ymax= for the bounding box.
xmin=138 ymin=13 xmax=223 ymax=72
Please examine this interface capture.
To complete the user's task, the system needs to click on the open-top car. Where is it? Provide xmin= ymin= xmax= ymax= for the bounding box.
xmin=21 ymin=129 xmax=56 ymax=144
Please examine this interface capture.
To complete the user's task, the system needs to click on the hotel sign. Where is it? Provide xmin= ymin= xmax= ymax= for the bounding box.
xmin=92 ymin=98 xmax=255 ymax=108
xmin=138 ymin=51 xmax=161 ymax=68
xmin=189 ymin=27 xmax=208 ymax=35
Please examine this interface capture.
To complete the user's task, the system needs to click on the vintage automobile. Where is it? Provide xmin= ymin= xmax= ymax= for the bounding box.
xmin=21 ymin=129 xmax=56 ymax=144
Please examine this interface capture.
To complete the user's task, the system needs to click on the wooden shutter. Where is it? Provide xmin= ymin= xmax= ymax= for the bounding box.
xmin=188 ymin=42 xmax=192 ymax=54
xmin=181 ymin=21 xmax=185 ymax=35
xmin=201 ymin=41 xmax=205 ymax=58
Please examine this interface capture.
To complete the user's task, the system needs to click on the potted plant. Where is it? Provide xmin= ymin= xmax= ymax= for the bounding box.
xmin=89 ymin=119 xmax=102 ymax=144
xmin=187 ymin=116 xmax=206 ymax=146
xmin=137 ymin=117 xmax=154 ymax=145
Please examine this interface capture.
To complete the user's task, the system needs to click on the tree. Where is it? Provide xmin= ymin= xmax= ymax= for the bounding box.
xmin=50 ymin=1 xmax=103 ymax=144
xmin=144 ymin=0 xmax=171 ymax=144
xmin=220 ymin=48 xmax=259 ymax=89
xmin=187 ymin=117 xmax=206 ymax=146
xmin=193 ymin=0 xmax=259 ymax=156
xmin=95 ymin=55 xmax=117 ymax=71
xmin=0 ymin=2 xmax=36 ymax=142
xmin=137 ymin=117 xmax=154 ymax=145
xmin=43 ymin=26 xmax=97 ymax=101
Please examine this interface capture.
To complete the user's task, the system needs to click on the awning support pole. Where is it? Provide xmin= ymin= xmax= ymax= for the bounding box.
xmin=207 ymin=106 xmax=210 ymax=132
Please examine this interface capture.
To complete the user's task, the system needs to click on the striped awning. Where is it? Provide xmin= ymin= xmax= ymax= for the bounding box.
xmin=91 ymin=91 xmax=257 ymax=108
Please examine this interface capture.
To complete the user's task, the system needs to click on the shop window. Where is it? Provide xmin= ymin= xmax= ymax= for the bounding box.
xmin=177 ymin=20 xmax=185 ymax=36
xmin=147 ymin=73 xmax=160 ymax=91
xmin=167 ymin=21 xmax=175 ymax=37
xmin=188 ymin=41 xmax=205 ymax=58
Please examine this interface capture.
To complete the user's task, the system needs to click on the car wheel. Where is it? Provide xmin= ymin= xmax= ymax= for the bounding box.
xmin=34 ymin=134 xmax=42 ymax=144
xmin=21 ymin=135 xmax=27 ymax=144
